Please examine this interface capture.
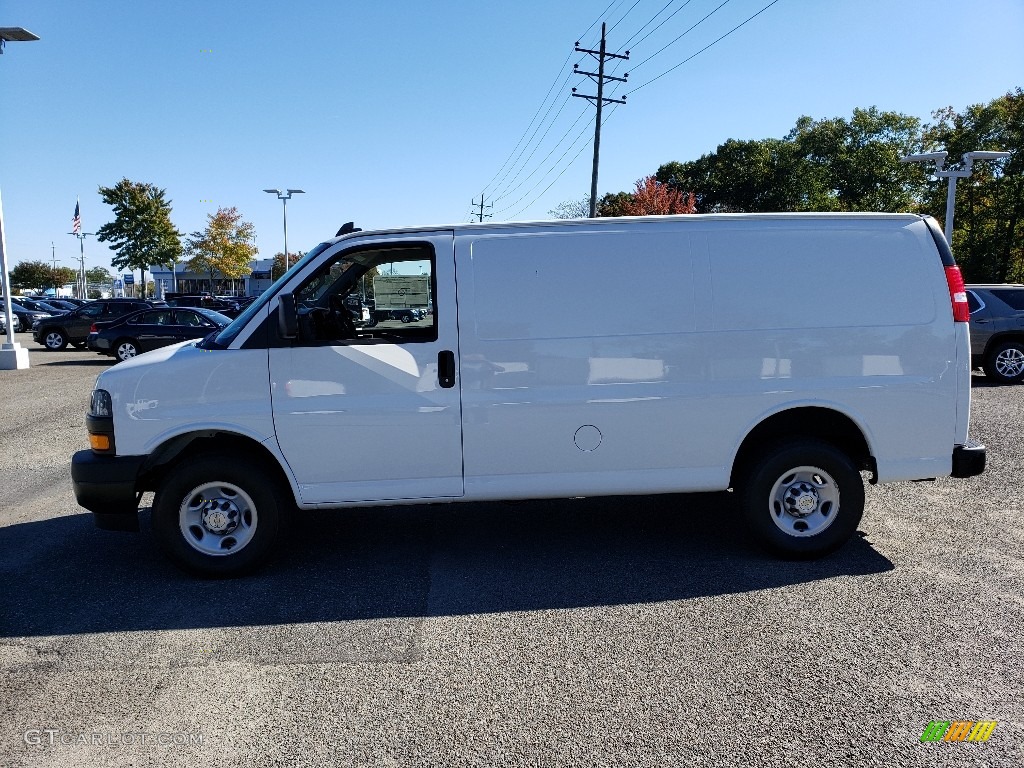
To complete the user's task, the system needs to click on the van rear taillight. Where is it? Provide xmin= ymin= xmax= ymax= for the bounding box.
xmin=945 ymin=265 xmax=970 ymax=322
xmin=89 ymin=323 xmax=97 ymax=332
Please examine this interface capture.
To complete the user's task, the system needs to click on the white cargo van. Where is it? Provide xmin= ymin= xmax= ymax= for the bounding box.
xmin=72 ymin=214 xmax=985 ymax=575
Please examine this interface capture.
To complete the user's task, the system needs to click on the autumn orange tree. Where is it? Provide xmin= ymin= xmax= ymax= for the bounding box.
xmin=619 ymin=175 xmax=696 ymax=216
xmin=185 ymin=207 xmax=257 ymax=292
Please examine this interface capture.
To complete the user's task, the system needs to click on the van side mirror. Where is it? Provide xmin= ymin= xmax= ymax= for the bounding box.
xmin=278 ymin=293 xmax=298 ymax=339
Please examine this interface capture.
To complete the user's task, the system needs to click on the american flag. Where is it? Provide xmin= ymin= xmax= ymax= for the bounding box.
xmin=72 ymin=199 xmax=81 ymax=234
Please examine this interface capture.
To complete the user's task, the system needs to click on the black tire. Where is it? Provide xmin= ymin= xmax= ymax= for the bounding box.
xmin=42 ymin=328 xmax=68 ymax=350
xmin=741 ymin=439 xmax=864 ymax=558
xmin=114 ymin=338 xmax=140 ymax=362
xmin=983 ymin=340 xmax=1024 ymax=384
xmin=152 ymin=454 xmax=285 ymax=577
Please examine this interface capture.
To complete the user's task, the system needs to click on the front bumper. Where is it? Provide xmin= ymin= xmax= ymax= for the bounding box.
xmin=951 ymin=439 xmax=986 ymax=478
xmin=71 ymin=450 xmax=147 ymax=531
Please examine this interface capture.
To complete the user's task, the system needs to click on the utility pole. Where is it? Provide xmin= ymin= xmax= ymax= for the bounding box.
xmin=573 ymin=22 xmax=629 ymax=217
xmin=471 ymin=194 xmax=492 ymax=223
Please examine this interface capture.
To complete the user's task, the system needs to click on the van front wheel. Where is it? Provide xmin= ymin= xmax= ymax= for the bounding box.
xmin=152 ymin=454 xmax=283 ymax=576
xmin=741 ymin=439 xmax=863 ymax=558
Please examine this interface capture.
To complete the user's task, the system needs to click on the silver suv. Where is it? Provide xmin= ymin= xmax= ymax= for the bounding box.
xmin=966 ymin=284 xmax=1024 ymax=383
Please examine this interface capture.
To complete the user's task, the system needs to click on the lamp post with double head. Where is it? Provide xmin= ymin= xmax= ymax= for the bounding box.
xmin=264 ymin=188 xmax=304 ymax=281
xmin=901 ymin=150 xmax=1011 ymax=245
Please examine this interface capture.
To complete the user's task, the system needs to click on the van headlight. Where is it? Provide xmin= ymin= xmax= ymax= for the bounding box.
xmin=87 ymin=389 xmax=115 ymax=453
xmin=90 ymin=389 xmax=113 ymax=418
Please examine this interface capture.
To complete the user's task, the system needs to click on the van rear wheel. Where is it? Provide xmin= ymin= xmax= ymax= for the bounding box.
xmin=152 ymin=454 xmax=283 ymax=576
xmin=741 ymin=439 xmax=863 ymax=558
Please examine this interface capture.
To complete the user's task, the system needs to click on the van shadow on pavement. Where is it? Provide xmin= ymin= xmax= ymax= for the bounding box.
xmin=0 ymin=493 xmax=893 ymax=637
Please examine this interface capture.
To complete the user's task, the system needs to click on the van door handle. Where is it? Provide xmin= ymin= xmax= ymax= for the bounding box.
xmin=438 ymin=350 xmax=456 ymax=388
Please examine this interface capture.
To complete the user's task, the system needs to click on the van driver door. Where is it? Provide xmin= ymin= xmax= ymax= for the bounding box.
xmin=268 ymin=232 xmax=463 ymax=506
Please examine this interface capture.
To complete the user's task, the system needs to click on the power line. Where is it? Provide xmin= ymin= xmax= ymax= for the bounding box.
xmin=480 ymin=0 xmax=784 ymax=221
xmin=627 ymin=0 xmax=784 ymax=93
xmin=480 ymin=52 xmax=575 ymax=197
xmin=507 ymin=103 xmax=625 ymax=219
xmin=630 ymin=0 xmax=734 ymax=71
xmin=491 ymin=101 xmax=589 ymax=203
xmin=491 ymin=111 xmax=596 ymax=216
xmin=607 ymin=0 xmax=644 ymax=34
xmin=478 ymin=0 xmax=628 ymax=200
xmin=622 ymin=0 xmax=697 ymax=51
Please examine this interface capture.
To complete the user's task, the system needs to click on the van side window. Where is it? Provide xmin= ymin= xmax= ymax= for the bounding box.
xmin=292 ymin=243 xmax=436 ymax=345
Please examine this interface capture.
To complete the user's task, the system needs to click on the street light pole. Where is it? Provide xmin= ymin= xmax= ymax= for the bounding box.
xmin=68 ymin=232 xmax=94 ymax=298
xmin=264 ymin=188 xmax=304 ymax=274
xmin=1 ymin=26 xmax=40 ymax=370
xmin=901 ymin=150 xmax=1011 ymax=245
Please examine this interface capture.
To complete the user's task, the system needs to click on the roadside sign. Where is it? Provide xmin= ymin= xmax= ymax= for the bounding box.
xmin=123 ymin=274 xmax=135 ymax=285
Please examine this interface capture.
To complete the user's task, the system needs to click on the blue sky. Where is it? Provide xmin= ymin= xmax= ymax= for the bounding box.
xmin=1 ymin=0 xmax=1022 ymax=276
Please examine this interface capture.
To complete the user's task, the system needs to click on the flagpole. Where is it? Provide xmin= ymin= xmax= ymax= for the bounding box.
xmin=69 ymin=197 xmax=93 ymax=300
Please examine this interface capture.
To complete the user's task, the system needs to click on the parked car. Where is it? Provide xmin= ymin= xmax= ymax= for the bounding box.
xmin=89 ymin=306 xmax=232 ymax=361
xmin=966 ymin=284 xmax=1024 ymax=383
xmin=6 ymin=300 xmax=52 ymax=334
xmin=39 ymin=298 xmax=80 ymax=312
xmin=164 ymin=293 xmax=243 ymax=318
xmin=0 ymin=312 xmax=19 ymax=333
xmin=33 ymin=298 xmax=163 ymax=350
xmin=370 ymin=307 xmax=423 ymax=324
xmin=17 ymin=297 xmax=71 ymax=315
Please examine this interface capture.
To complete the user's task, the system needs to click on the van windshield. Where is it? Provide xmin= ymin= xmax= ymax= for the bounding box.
xmin=201 ymin=242 xmax=332 ymax=349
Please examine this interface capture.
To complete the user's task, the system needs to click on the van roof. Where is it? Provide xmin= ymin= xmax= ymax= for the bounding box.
xmin=326 ymin=212 xmax=931 ymax=245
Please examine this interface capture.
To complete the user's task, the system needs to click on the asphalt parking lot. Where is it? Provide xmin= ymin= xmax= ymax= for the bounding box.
xmin=1 ymin=345 xmax=1021 ymax=767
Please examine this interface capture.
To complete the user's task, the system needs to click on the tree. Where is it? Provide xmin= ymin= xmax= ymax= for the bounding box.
xmin=53 ymin=266 xmax=78 ymax=289
xmin=654 ymin=108 xmax=926 ymax=214
xmin=597 ymin=191 xmax=635 ymax=217
xmin=548 ymin=196 xmax=592 ymax=219
xmin=657 ymin=138 xmax=809 ymax=212
xmin=9 ymin=260 xmax=78 ymax=293
xmin=185 ymin=207 xmax=258 ymax=293
xmin=10 ymin=260 xmax=52 ymax=291
xmin=86 ymin=266 xmax=113 ymax=285
xmin=787 ymin=107 xmax=925 ymax=212
xmin=618 ymin=176 xmax=696 ymax=216
xmin=270 ymin=251 xmax=303 ymax=282
xmin=96 ymin=179 xmax=182 ymax=298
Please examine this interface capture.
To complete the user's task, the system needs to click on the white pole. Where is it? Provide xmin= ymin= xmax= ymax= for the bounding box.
xmin=0 ymin=188 xmax=31 ymax=369
xmin=943 ymin=175 xmax=959 ymax=246
xmin=0 ymin=189 xmax=14 ymax=344
xmin=282 ymin=196 xmax=289 ymax=267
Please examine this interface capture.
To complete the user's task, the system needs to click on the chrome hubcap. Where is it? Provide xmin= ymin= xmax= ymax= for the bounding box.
xmin=179 ymin=481 xmax=258 ymax=556
xmin=769 ymin=466 xmax=840 ymax=538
